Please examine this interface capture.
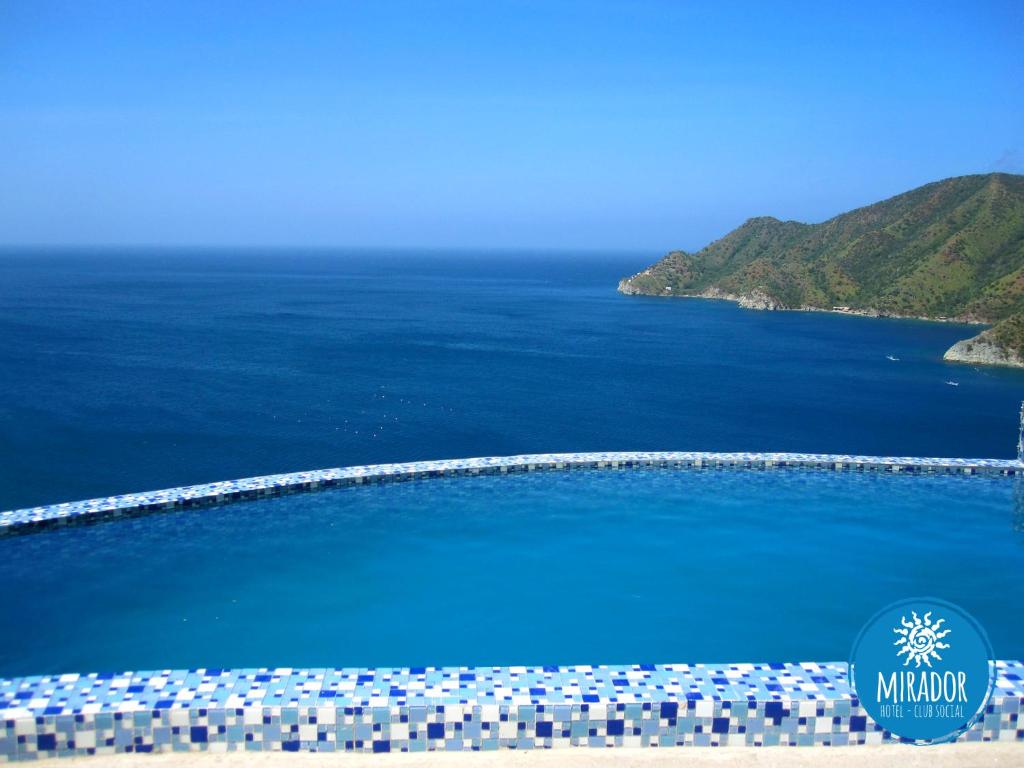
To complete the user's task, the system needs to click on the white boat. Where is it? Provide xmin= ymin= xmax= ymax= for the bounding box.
xmin=945 ymin=381 xmax=959 ymax=387
xmin=886 ymin=355 xmax=900 ymax=361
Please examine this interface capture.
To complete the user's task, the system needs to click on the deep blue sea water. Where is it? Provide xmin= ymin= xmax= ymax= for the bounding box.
xmin=1 ymin=468 xmax=1021 ymax=676
xmin=2 ymin=249 xmax=1024 ymax=675
xmin=1 ymin=248 xmax=1023 ymax=511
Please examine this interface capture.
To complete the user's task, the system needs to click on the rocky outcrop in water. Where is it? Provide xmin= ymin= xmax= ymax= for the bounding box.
xmin=944 ymin=331 xmax=1024 ymax=368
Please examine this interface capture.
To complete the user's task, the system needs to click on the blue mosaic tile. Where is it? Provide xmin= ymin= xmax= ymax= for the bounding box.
xmin=0 ymin=661 xmax=1021 ymax=759
xmin=2 ymin=451 xmax=1021 ymax=535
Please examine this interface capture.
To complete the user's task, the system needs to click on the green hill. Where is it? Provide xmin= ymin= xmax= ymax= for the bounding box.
xmin=619 ymin=173 xmax=1024 ymax=366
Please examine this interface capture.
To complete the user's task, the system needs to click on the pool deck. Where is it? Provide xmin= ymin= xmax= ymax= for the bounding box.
xmin=21 ymin=742 xmax=1024 ymax=766
xmin=2 ymin=452 xmax=1023 ymax=761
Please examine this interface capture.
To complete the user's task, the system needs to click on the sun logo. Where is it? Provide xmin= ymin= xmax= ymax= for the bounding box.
xmin=893 ymin=611 xmax=951 ymax=667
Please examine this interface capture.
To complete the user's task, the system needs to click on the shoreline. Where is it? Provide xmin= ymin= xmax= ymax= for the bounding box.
xmin=617 ymin=280 xmax=988 ymax=326
xmin=617 ymin=281 xmax=1024 ymax=368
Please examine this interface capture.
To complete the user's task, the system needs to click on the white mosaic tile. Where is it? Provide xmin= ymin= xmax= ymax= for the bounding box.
xmin=0 ymin=661 xmax=1020 ymax=759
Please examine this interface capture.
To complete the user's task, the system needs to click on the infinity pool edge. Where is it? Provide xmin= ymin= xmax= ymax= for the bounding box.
xmin=3 ymin=451 xmax=1022 ymax=536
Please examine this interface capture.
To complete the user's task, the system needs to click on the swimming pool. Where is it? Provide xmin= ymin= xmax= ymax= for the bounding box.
xmin=3 ymin=460 xmax=1023 ymax=677
xmin=1 ymin=453 xmax=1023 ymax=759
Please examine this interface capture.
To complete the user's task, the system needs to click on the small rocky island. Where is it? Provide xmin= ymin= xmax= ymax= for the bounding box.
xmin=620 ymin=173 xmax=1024 ymax=367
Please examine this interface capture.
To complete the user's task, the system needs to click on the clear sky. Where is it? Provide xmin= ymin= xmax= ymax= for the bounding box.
xmin=1 ymin=1 xmax=1022 ymax=251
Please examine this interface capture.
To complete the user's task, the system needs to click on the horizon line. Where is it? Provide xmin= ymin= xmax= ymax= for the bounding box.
xmin=0 ymin=243 xmax=666 ymax=255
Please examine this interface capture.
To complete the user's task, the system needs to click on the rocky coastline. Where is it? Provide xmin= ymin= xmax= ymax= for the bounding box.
xmin=617 ymin=174 xmax=1024 ymax=368
xmin=617 ymin=280 xmax=1022 ymax=367
xmin=944 ymin=331 xmax=1024 ymax=368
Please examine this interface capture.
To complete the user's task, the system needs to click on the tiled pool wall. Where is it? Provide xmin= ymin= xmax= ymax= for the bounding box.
xmin=2 ymin=662 xmax=1022 ymax=760
xmin=2 ymin=452 xmax=1023 ymax=760
xmin=3 ymin=451 xmax=1022 ymax=536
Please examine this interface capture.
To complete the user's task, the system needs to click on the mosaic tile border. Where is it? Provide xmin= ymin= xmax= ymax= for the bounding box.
xmin=2 ymin=661 xmax=1021 ymax=760
xmin=3 ymin=451 xmax=1022 ymax=536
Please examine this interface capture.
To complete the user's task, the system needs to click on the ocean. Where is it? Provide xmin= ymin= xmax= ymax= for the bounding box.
xmin=1 ymin=248 xmax=1022 ymax=511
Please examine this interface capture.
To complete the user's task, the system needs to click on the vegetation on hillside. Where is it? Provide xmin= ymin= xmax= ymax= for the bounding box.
xmin=620 ymin=173 xmax=1024 ymax=364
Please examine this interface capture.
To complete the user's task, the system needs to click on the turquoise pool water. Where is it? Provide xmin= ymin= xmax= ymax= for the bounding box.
xmin=2 ymin=467 xmax=1022 ymax=677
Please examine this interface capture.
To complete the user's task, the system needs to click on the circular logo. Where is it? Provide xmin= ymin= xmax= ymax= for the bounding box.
xmin=849 ymin=597 xmax=994 ymax=744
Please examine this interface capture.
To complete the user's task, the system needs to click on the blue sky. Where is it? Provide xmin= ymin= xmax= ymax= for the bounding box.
xmin=1 ymin=1 xmax=1022 ymax=250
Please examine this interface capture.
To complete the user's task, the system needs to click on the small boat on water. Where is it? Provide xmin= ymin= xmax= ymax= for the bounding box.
xmin=886 ymin=355 xmax=900 ymax=361
xmin=945 ymin=381 xmax=960 ymax=387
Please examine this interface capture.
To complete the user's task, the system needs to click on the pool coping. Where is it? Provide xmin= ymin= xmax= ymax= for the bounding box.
xmin=1 ymin=661 xmax=1022 ymax=760
xmin=2 ymin=451 xmax=1022 ymax=536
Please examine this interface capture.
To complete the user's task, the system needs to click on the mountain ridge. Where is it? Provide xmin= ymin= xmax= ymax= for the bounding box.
xmin=618 ymin=173 xmax=1024 ymax=366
